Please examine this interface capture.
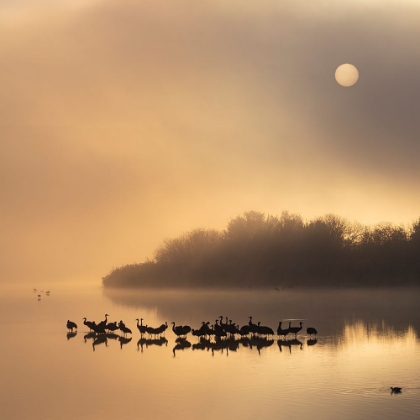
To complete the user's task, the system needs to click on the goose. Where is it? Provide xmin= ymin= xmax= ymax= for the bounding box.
xmin=306 ymin=327 xmax=318 ymax=337
xmin=171 ymin=322 xmax=191 ymax=337
xmin=248 ymin=317 xmax=259 ymax=334
xmin=83 ymin=317 xmax=96 ymax=332
xmin=390 ymin=387 xmax=402 ymax=393
xmin=288 ymin=321 xmax=303 ymax=337
xmin=106 ymin=321 xmax=119 ymax=333
xmin=135 ymin=318 xmax=147 ymax=335
xmin=277 ymin=322 xmax=289 ymax=339
xmin=257 ymin=322 xmax=274 ymax=336
xmin=66 ymin=320 xmax=77 ymax=332
xmin=96 ymin=314 xmax=109 ymax=330
xmin=120 ymin=325 xmax=132 ymax=336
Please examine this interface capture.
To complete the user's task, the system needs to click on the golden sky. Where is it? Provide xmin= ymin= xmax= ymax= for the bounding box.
xmin=1 ymin=0 xmax=420 ymax=283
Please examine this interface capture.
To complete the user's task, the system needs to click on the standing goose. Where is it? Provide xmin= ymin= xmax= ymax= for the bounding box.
xmin=83 ymin=317 xmax=96 ymax=332
xmin=277 ymin=322 xmax=289 ymax=339
xmin=66 ymin=320 xmax=77 ymax=332
xmin=135 ymin=318 xmax=147 ymax=335
xmin=288 ymin=321 xmax=303 ymax=338
xmin=306 ymin=327 xmax=318 ymax=337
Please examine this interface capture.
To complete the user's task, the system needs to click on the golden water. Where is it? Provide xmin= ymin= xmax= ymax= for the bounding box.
xmin=1 ymin=284 xmax=419 ymax=420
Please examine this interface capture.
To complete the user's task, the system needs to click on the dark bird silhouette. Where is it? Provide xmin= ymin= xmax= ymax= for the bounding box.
xmin=257 ymin=322 xmax=274 ymax=336
xmin=277 ymin=322 xmax=289 ymax=339
xmin=239 ymin=325 xmax=251 ymax=336
xmin=92 ymin=323 xmax=106 ymax=334
xmin=172 ymin=322 xmax=191 ymax=338
xmin=96 ymin=314 xmax=109 ymax=330
xmin=106 ymin=321 xmax=119 ymax=333
xmin=248 ymin=316 xmax=259 ymax=334
xmin=155 ymin=322 xmax=168 ymax=336
xmin=288 ymin=321 xmax=303 ymax=337
xmin=306 ymin=327 xmax=318 ymax=337
xmin=390 ymin=387 xmax=402 ymax=393
xmin=66 ymin=320 xmax=77 ymax=332
xmin=119 ymin=322 xmax=132 ymax=336
xmin=135 ymin=318 xmax=147 ymax=335
xmin=83 ymin=317 xmax=96 ymax=332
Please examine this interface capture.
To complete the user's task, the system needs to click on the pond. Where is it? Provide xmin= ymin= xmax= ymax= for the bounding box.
xmin=1 ymin=283 xmax=419 ymax=420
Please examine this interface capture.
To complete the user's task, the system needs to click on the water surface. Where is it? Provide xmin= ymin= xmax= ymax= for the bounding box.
xmin=1 ymin=284 xmax=419 ymax=420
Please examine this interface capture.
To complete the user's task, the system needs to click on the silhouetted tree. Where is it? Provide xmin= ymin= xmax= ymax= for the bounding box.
xmin=102 ymin=210 xmax=420 ymax=289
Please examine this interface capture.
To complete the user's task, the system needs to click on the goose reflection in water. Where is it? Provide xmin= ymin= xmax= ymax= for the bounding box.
xmin=84 ymin=332 xmax=96 ymax=342
xmin=277 ymin=339 xmax=303 ymax=353
xmin=241 ymin=336 xmax=274 ymax=354
xmin=307 ymin=338 xmax=318 ymax=346
xmin=118 ymin=336 xmax=132 ymax=349
xmin=137 ymin=337 xmax=168 ymax=352
xmin=106 ymin=333 xmax=120 ymax=341
xmin=66 ymin=331 xmax=77 ymax=340
xmin=92 ymin=334 xmax=108 ymax=351
xmin=172 ymin=338 xmax=191 ymax=357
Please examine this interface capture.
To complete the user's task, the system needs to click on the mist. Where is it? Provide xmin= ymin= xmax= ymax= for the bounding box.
xmin=1 ymin=0 xmax=419 ymax=283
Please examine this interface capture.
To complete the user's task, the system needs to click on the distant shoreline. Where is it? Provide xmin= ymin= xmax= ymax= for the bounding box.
xmin=102 ymin=211 xmax=420 ymax=290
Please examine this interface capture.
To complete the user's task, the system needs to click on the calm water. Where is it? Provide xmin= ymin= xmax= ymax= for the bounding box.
xmin=1 ymin=284 xmax=419 ymax=420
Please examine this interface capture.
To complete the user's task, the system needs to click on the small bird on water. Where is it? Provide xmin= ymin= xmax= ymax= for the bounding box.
xmin=390 ymin=387 xmax=402 ymax=393
xmin=67 ymin=320 xmax=78 ymax=332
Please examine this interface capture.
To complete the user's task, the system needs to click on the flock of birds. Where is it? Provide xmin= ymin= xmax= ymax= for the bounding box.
xmin=66 ymin=315 xmax=317 ymax=340
xmin=66 ymin=314 xmax=318 ymax=355
xmin=34 ymin=289 xmax=50 ymax=300
xmin=65 ymin=314 xmax=404 ymax=392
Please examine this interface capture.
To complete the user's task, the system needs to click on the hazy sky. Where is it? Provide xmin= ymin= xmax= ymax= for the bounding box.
xmin=1 ymin=0 xmax=419 ymax=283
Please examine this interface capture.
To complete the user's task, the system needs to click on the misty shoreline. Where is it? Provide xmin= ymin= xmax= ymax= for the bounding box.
xmin=103 ymin=211 xmax=420 ymax=290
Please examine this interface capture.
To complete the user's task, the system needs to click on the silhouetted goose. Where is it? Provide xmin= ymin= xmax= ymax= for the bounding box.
xmin=155 ymin=322 xmax=168 ymax=336
xmin=106 ymin=321 xmax=119 ymax=333
xmin=248 ymin=317 xmax=259 ymax=334
xmin=97 ymin=314 xmax=109 ymax=329
xmin=306 ymin=327 xmax=318 ymax=337
xmin=288 ymin=321 xmax=303 ymax=337
xmin=120 ymin=323 xmax=132 ymax=336
xmin=219 ymin=316 xmax=228 ymax=330
xmin=390 ymin=387 xmax=402 ymax=393
xmin=239 ymin=325 xmax=251 ymax=336
xmin=83 ymin=317 xmax=96 ymax=332
xmin=93 ymin=323 xmax=106 ymax=334
xmin=66 ymin=320 xmax=77 ymax=332
xmin=277 ymin=322 xmax=289 ymax=339
xmin=135 ymin=318 xmax=147 ymax=335
xmin=192 ymin=329 xmax=205 ymax=338
xmin=172 ymin=322 xmax=191 ymax=337
xmin=257 ymin=322 xmax=274 ymax=336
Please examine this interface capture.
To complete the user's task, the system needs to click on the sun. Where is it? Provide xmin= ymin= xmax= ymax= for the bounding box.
xmin=335 ymin=64 xmax=359 ymax=87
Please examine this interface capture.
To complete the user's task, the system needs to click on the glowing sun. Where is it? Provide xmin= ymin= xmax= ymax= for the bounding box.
xmin=335 ymin=64 xmax=359 ymax=87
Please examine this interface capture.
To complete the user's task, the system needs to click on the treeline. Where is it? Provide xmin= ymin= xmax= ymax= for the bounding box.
xmin=102 ymin=211 xmax=420 ymax=289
